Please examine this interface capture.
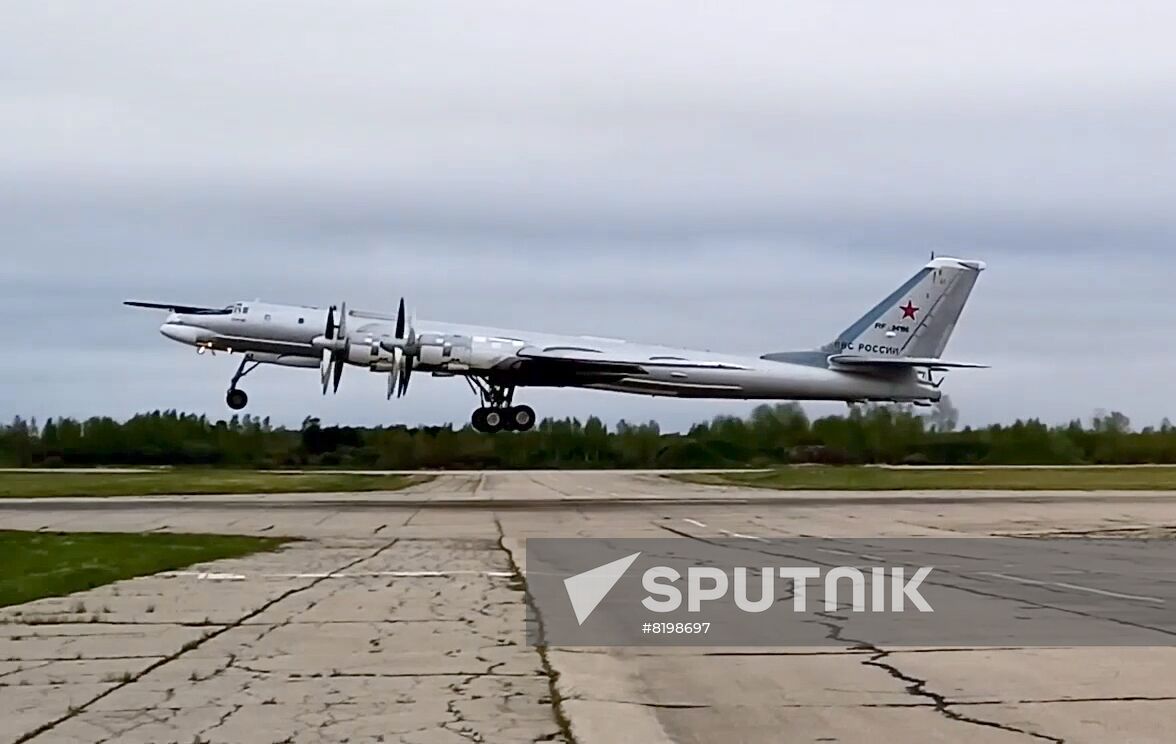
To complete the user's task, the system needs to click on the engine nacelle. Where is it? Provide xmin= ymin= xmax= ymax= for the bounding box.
xmin=415 ymin=333 xmax=475 ymax=368
xmin=375 ymin=333 xmax=516 ymax=371
xmin=352 ymin=338 xmax=396 ymax=370
xmin=371 ymin=333 xmax=518 ymax=371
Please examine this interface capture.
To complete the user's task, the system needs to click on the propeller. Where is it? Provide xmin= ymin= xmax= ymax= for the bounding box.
xmin=332 ymin=303 xmax=349 ymax=393
xmin=319 ymin=305 xmax=336 ymax=393
xmin=382 ymin=297 xmax=418 ymax=399
xmin=317 ymin=303 xmax=350 ymax=395
xmin=396 ymin=298 xmax=418 ymax=398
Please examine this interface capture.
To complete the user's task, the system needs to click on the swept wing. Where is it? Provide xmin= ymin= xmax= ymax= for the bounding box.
xmin=516 ymin=345 xmax=750 ymax=373
xmin=124 ymin=300 xmax=231 ymax=315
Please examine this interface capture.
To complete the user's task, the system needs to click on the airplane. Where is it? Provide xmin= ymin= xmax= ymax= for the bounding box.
xmin=126 ymin=256 xmax=986 ymax=433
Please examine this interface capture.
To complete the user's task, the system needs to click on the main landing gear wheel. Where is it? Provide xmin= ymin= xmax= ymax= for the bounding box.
xmin=483 ymin=408 xmax=505 ymax=432
xmin=471 ymin=406 xmax=535 ymax=433
xmin=471 ymin=407 xmax=503 ymax=433
xmin=508 ymin=405 xmax=535 ymax=432
xmin=226 ymin=389 xmax=248 ymax=410
xmin=466 ymin=378 xmax=534 ymax=433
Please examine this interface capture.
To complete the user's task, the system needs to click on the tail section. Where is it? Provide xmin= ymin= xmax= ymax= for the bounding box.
xmin=824 ymin=257 xmax=985 ymax=359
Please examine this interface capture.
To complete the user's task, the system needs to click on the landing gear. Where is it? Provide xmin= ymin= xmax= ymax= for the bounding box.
xmin=472 ymin=407 xmax=505 ymax=433
xmin=471 ymin=405 xmax=535 ymax=433
xmin=226 ymin=388 xmax=249 ymax=410
xmin=508 ymin=404 xmax=536 ymax=431
xmin=226 ymin=357 xmax=260 ymax=410
xmin=466 ymin=378 xmax=535 ymax=433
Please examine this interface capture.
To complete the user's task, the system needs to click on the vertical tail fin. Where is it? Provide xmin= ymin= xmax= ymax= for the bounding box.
xmin=825 ymin=257 xmax=985 ymax=358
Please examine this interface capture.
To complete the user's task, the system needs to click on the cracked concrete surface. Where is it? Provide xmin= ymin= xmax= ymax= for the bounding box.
xmin=3 ymin=472 xmax=1176 ymax=742
xmin=1 ymin=528 xmax=559 ymax=744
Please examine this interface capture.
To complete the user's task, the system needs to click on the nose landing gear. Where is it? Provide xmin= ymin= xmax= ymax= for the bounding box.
xmin=226 ymin=388 xmax=249 ymax=410
xmin=225 ymin=357 xmax=260 ymax=410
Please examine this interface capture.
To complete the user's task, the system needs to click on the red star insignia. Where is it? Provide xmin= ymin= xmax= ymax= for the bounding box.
xmin=900 ymin=301 xmax=919 ymax=320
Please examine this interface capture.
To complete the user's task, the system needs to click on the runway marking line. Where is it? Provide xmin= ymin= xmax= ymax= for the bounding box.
xmin=683 ymin=519 xmax=707 ymax=528
xmin=719 ymin=529 xmax=766 ymax=541
xmin=981 ymin=572 xmax=1164 ymax=604
xmin=161 ymin=570 xmax=515 ymax=581
xmin=817 ymin=547 xmax=856 ymax=557
xmin=159 ymin=572 xmax=249 ymax=581
xmin=1051 ymin=581 xmax=1165 ymax=604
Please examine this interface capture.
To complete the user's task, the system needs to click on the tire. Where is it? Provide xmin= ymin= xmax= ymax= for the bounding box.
xmin=226 ymin=389 xmax=248 ymax=410
xmin=471 ymin=407 xmax=489 ymax=433
xmin=482 ymin=408 xmax=505 ymax=433
xmin=509 ymin=405 xmax=536 ymax=432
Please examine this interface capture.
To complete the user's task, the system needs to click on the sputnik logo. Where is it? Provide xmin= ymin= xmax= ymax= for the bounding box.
xmin=563 ymin=552 xmax=642 ymax=625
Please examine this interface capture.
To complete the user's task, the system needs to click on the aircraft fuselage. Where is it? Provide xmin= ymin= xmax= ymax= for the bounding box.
xmin=131 ymin=256 xmax=984 ymax=431
xmin=157 ymin=300 xmax=938 ymax=403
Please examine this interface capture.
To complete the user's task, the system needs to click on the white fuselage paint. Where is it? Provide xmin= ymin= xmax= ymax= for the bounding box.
xmin=157 ymin=300 xmax=940 ymax=403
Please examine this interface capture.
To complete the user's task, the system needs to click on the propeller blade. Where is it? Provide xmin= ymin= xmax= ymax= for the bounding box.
xmin=398 ymin=355 xmax=413 ymax=398
xmin=320 ymin=349 xmax=332 ymax=394
xmin=325 ymin=305 xmax=336 ymax=339
xmin=395 ymin=298 xmax=406 ymax=339
xmin=328 ymin=302 xmax=349 ymax=394
xmin=332 ymin=354 xmax=345 ymax=393
xmin=387 ymin=348 xmax=402 ymax=400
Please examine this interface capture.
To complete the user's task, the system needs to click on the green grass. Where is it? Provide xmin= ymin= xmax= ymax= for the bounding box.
xmin=0 ymin=471 xmax=430 ymax=498
xmin=0 ymin=531 xmax=289 ymax=608
xmin=673 ymin=466 xmax=1176 ymax=491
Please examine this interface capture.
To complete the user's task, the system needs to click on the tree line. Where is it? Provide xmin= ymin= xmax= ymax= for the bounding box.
xmin=1 ymin=399 xmax=1172 ymax=468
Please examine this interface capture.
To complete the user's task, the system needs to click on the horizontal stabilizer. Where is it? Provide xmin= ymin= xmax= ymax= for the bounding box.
xmin=828 ymin=354 xmax=989 ymax=371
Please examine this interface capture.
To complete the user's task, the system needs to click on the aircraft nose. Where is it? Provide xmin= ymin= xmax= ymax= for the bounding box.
xmin=159 ymin=322 xmax=188 ymax=343
xmin=159 ymin=320 xmax=211 ymax=345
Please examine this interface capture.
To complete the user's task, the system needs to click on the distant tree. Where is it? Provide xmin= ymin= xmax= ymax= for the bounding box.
xmin=5 ymin=401 xmax=1176 ymax=469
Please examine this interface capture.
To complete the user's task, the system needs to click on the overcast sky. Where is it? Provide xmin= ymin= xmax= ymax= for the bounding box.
xmin=3 ymin=1 xmax=1174 ymax=431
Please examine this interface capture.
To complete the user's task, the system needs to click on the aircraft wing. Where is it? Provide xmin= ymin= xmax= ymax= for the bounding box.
xmin=828 ymin=354 xmax=989 ymax=372
xmin=124 ymin=301 xmax=230 ymax=315
xmin=516 ymin=346 xmax=750 ymax=372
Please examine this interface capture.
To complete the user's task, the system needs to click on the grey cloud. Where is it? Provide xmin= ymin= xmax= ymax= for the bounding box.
xmin=3 ymin=1 xmax=1174 ymax=430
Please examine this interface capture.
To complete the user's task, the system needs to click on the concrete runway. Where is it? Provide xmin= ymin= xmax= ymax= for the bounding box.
xmin=3 ymin=472 xmax=1176 ymax=743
